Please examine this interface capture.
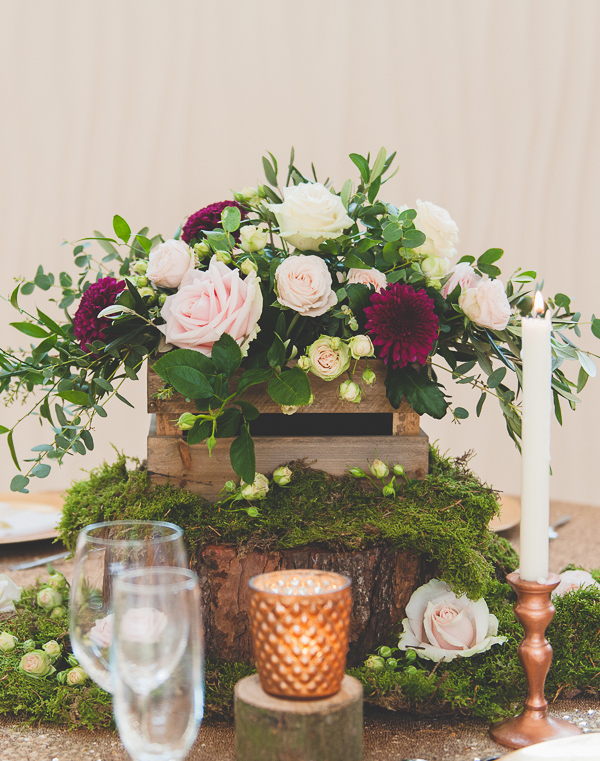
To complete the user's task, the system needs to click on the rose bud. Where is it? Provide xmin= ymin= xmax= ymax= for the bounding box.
xmin=67 ymin=654 xmax=80 ymax=668
xmin=246 ymin=507 xmax=260 ymax=518
xmin=224 ymin=480 xmax=237 ymax=493
xmin=215 ymin=250 xmax=233 ymax=265
xmin=281 ymin=405 xmax=300 ymax=415
xmin=273 ymin=466 xmax=292 ymax=487
xmin=392 ymin=463 xmax=406 ymax=477
xmin=348 ymin=334 xmax=375 ymax=360
xmin=387 ymin=658 xmax=398 ymax=669
xmin=240 ymin=473 xmax=270 ymax=501
xmin=240 ymin=258 xmax=258 ymax=275
xmin=338 ymin=379 xmax=361 ymax=404
xmin=66 ymin=667 xmax=88 ymax=686
xmin=56 ymin=670 xmax=68 ymax=685
xmin=365 ymin=655 xmax=385 ymax=671
xmin=48 ymin=572 xmax=67 ymax=590
xmin=378 ymin=646 xmax=393 ymax=658
xmin=0 ymin=632 xmax=17 ymax=652
xmin=132 ymin=259 xmax=148 ymax=275
xmin=348 ymin=467 xmax=366 ymax=478
xmin=370 ymin=459 xmax=389 ymax=479
xmin=138 ymin=286 xmax=156 ymax=303
xmin=296 ymin=355 xmax=310 ymax=371
xmin=37 ymin=587 xmax=63 ymax=611
xmin=193 ymin=241 xmax=211 ymax=259
xmin=240 ymin=222 xmax=269 ymax=253
xmin=158 ymin=293 xmax=167 ymax=306
xmin=19 ymin=650 xmax=55 ymax=679
xmin=361 ymin=368 xmax=376 ymax=386
xmin=382 ymin=484 xmax=396 ymax=497
xmin=22 ymin=639 xmax=36 ymax=653
xmin=136 ymin=276 xmax=149 ymax=288
xmin=50 ymin=606 xmax=67 ymax=620
xmin=236 ymin=187 xmax=261 ymax=207
xmin=42 ymin=640 xmax=61 ymax=660
xmin=177 ymin=413 xmax=197 ymax=431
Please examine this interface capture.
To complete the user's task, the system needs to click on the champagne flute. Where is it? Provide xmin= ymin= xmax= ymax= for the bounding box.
xmin=111 ymin=567 xmax=204 ymax=761
xmin=69 ymin=520 xmax=187 ymax=692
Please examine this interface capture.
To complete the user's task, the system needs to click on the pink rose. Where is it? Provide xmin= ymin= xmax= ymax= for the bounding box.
xmin=458 ymin=278 xmax=511 ymax=331
xmin=398 ymin=579 xmax=506 ymax=662
xmin=347 ymin=267 xmax=387 ymax=293
xmin=306 ymin=335 xmax=350 ymax=380
xmin=160 ymin=256 xmax=263 ymax=356
xmin=275 ymin=255 xmax=336 ymax=317
xmin=553 ymin=570 xmax=600 ymax=598
xmin=88 ymin=613 xmax=114 ymax=649
xmin=146 ymin=239 xmax=195 ymax=289
xmin=441 ymin=262 xmax=481 ymax=298
xmin=121 ymin=607 xmax=168 ymax=644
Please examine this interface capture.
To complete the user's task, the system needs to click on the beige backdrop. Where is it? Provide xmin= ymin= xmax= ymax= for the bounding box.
xmin=1 ymin=0 xmax=599 ymax=506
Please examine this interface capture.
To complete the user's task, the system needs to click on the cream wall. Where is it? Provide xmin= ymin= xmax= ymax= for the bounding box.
xmin=0 ymin=0 xmax=599 ymax=504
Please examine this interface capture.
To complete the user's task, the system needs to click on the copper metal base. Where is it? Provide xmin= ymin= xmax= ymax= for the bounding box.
xmin=489 ymin=571 xmax=582 ymax=749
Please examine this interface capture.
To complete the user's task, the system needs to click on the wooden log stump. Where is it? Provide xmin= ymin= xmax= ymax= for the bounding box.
xmin=196 ymin=544 xmax=434 ymax=666
xmin=235 ymin=674 xmax=363 ymax=761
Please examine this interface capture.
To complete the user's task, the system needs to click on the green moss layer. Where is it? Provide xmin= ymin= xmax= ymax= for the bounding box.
xmin=58 ymin=448 xmax=510 ymax=599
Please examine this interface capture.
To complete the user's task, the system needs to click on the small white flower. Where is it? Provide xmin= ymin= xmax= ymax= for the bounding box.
xmin=0 ymin=574 xmax=22 ymax=614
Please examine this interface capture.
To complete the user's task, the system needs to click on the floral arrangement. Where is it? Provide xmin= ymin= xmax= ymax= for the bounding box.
xmin=1 ymin=148 xmax=598 ymax=490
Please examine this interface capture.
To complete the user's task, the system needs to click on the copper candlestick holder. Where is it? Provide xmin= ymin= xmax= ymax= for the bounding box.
xmin=490 ymin=571 xmax=582 ymax=749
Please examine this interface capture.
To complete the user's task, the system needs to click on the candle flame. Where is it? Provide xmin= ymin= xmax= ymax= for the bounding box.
xmin=533 ymin=290 xmax=545 ymax=317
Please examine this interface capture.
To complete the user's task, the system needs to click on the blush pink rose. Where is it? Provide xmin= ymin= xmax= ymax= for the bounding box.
xmin=120 ymin=607 xmax=168 ymax=644
xmin=398 ymin=579 xmax=506 ymax=662
xmin=159 ymin=256 xmax=263 ymax=356
xmin=347 ymin=267 xmax=387 ymax=293
xmin=552 ymin=570 xmax=600 ymax=598
xmin=441 ymin=262 xmax=481 ymax=298
xmin=458 ymin=277 xmax=511 ymax=331
xmin=275 ymin=254 xmax=337 ymax=317
xmin=146 ymin=239 xmax=195 ymax=289
xmin=88 ymin=613 xmax=114 ymax=649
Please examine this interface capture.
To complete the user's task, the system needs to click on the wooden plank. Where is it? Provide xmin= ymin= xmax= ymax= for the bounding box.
xmin=147 ymin=431 xmax=429 ymax=500
xmin=147 ymin=360 xmax=420 ymax=426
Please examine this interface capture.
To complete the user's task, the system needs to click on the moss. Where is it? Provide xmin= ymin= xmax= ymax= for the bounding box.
xmin=58 ymin=447 xmax=501 ymax=599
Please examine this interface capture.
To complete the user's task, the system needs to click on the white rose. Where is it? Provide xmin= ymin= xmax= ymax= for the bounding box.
xmin=268 ymin=182 xmax=353 ymax=251
xmin=338 ymin=379 xmax=361 ymax=403
xmin=552 ymin=570 xmax=600 ymax=598
xmin=275 ymin=255 xmax=337 ymax=317
xmin=459 ymin=277 xmax=511 ymax=331
xmin=146 ymin=239 xmax=195 ymax=289
xmin=36 ymin=586 xmax=63 ymax=611
xmin=307 ymin=335 xmax=351 ymax=380
xmin=0 ymin=632 xmax=17 ymax=652
xmin=0 ymin=574 xmax=22 ymax=614
xmin=398 ymin=578 xmax=507 ymax=662
xmin=347 ymin=267 xmax=387 ymax=293
xmin=441 ymin=262 xmax=481 ymax=298
xmin=348 ymin=334 xmax=374 ymax=360
xmin=240 ymin=223 xmax=269 ymax=253
xmin=409 ymin=200 xmax=460 ymax=260
xmin=240 ymin=473 xmax=270 ymax=500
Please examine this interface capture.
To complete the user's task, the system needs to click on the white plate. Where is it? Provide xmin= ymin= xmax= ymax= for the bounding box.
xmin=502 ymin=732 xmax=600 ymax=759
xmin=489 ymin=494 xmax=521 ymax=533
xmin=0 ymin=492 xmax=63 ymax=544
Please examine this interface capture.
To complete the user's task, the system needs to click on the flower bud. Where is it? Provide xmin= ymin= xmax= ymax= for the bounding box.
xmin=348 ymin=334 xmax=375 ymax=360
xmin=246 ymin=507 xmax=259 ymax=518
xmin=341 ymin=305 xmax=351 ymax=315
xmin=257 ymin=185 xmax=267 ymax=199
xmin=224 ymin=480 xmax=237 ymax=493
xmin=405 ymin=649 xmax=417 ymax=662
xmin=0 ymin=632 xmax=17 ymax=652
xmin=387 ymin=658 xmax=398 ymax=668
xmin=296 ymin=355 xmax=310 ymax=371
xmin=37 ymin=587 xmax=63 ymax=611
xmin=42 ymin=640 xmax=61 ymax=660
xmin=348 ymin=317 xmax=358 ymax=331
xmin=240 ymin=222 xmax=269 ymax=253
xmin=281 ymin=405 xmax=299 ymax=415
xmin=365 ymin=655 xmax=385 ymax=671
xmin=330 ymin=337 xmax=341 ymax=351
xmin=66 ymin=667 xmax=88 ymax=686
xmin=132 ymin=259 xmax=148 ymax=275
xmin=22 ymin=640 xmax=36 ymax=653
xmin=379 ymin=646 xmax=393 ymax=658
xmin=338 ymin=380 xmax=361 ymax=404
xmin=215 ymin=250 xmax=233 ymax=265
xmin=370 ymin=459 xmax=389 ymax=479
xmin=48 ymin=572 xmax=67 ymax=590
xmin=136 ymin=275 xmax=149 ymax=288
xmin=158 ymin=293 xmax=167 ymax=306
xmin=236 ymin=187 xmax=261 ymax=207
xmin=67 ymin=654 xmax=80 ymax=668
xmin=50 ymin=606 xmax=67 ymax=620
xmin=177 ymin=413 xmax=197 ymax=431
xmin=273 ymin=466 xmax=292 ymax=487
xmin=240 ymin=473 xmax=270 ymax=501
xmin=382 ymin=484 xmax=396 ymax=497
xmin=406 ymin=665 xmax=418 ymax=675
xmin=56 ymin=670 xmax=68 ymax=685
xmin=348 ymin=467 xmax=366 ymax=478
xmin=138 ymin=286 xmax=156 ymax=302
xmin=193 ymin=241 xmax=211 ymax=259
xmin=19 ymin=650 xmax=55 ymax=679
xmin=392 ymin=464 xmax=406 ymax=477
xmin=240 ymin=258 xmax=258 ymax=275
xmin=361 ymin=368 xmax=376 ymax=386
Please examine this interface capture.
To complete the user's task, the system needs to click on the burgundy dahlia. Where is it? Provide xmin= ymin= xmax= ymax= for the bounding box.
xmin=73 ymin=277 xmax=126 ymax=352
xmin=364 ymin=283 xmax=439 ymax=368
xmin=181 ymin=200 xmax=246 ymax=245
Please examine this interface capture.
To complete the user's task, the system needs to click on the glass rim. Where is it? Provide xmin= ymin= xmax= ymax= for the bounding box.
xmin=113 ymin=566 xmax=198 ymax=593
xmin=248 ymin=569 xmax=352 ymax=594
xmin=78 ymin=520 xmax=184 ymax=547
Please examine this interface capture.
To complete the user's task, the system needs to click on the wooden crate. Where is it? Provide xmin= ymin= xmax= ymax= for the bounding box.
xmin=147 ymin=359 xmax=429 ymax=500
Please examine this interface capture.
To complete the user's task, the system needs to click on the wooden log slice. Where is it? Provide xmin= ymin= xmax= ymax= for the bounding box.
xmin=195 ymin=543 xmax=434 ymax=666
xmin=235 ymin=674 xmax=363 ymax=761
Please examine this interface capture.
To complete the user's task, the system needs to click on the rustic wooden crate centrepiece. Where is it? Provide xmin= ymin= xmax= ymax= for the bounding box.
xmin=147 ymin=359 xmax=429 ymax=500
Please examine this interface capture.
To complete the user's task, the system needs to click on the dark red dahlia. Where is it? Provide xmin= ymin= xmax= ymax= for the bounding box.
xmin=364 ymin=283 xmax=439 ymax=368
xmin=181 ymin=200 xmax=246 ymax=245
xmin=73 ymin=277 xmax=126 ymax=352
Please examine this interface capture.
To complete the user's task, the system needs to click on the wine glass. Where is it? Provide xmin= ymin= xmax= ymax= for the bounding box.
xmin=69 ymin=520 xmax=187 ymax=692
xmin=111 ymin=567 xmax=204 ymax=761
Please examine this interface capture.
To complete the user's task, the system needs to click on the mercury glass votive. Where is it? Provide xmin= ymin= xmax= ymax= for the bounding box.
xmin=248 ymin=569 xmax=352 ymax=699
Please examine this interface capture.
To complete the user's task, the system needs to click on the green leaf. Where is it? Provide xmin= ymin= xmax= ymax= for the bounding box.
xmin=81 ymin=430 xmax=94 ymax=450
xmin=55 ymin=404 xmax=68 ymax=427
xmin=36 ymin=309 xmax=65 ymax=336
xmin=10 ymin=284 xmax=20 ymax=309
xmin=113 ymin=214 xmax=131 ymax=243
xmin=370 ymin=147 xmax=387 ymax=182
xmin=235 ymin=399 xmax=260 ymax=421
xmin=7 ymin=430 xmax=20 ymax=470
xmin=384 ymin=366 xmax=448 ymax=419
xmin=152 ymin=349 xmax=216 ymax=381
xmin=21 ymin=282 xmax=35 ymax=295
xmin=230 ymin=425 xmax=255 ymax=483
xmin=346 ymin=282 xmax=373 ymax=315
xmin=0 ymin=426 xmax=9 ymax=435
xmin=267 ymin=334 xmax=285 ymax=369
xmin=367 ymin=176 xmax=381 ymax=204
xmin=577 ymin=351 xmax=596 ymax=378
xmin=31 ymin=463 xmax=51 ymax=478
xmin=343 ymin=253 xmax=369 ymax=269
xmin=168 ymin=366 xmax=214 ymax=399
xmin=340 ymin=179 xmax=352 ymax=210
xmin=215 ymin=408 xmax=241 ymax=438
xmin=71 ymin=440 xmax=86 ymax=455
xmin=487 ymin=367 xmax=507 ymax=388
xmin=92 ymin=232 xmax=119 ymax=256
xmin=401 ymin=229 xmax=427 ymax=249
xmin=10 ymin=474 xmax=29 ymax=492
xmin=454 ymin=407 xmax=469 ymax=419
xmin=212 ymin=333 xmax=243 ymax=377
xmin=349 ymin=153 xmax=370 ymax=184
xmin=221 ymin=206 xmax=242 ymax=233
xmin=267 ymin=367 xmax=311 ymax=406
xmin=31 ymin=444 xmax=54 ymax=452
xmin=93 ymin=404 xmax=108 ymax=418
xmin=576 ymin=366 xmax=589 ymax=393
xmin=382 ymin=223 xmax=403 ymax=242
xmin=187 ymin=419 xmax=213 ymax=446
xmin=59 ymin=390 xmax=91 ymax=406
xmin=478 ymin=263 xmax=502 ymax=278
xmin=476 ymin=392 xmax=487 ymax=417
xmin=115 ymin=392 xmax=135 ymax=408
xmin=477 ymin=248 xmax=504 ymax=266
xmin=592 ymin=318 xmax=600 ymax=340
xmin=236 ymin=368 xmax=272 ymax=395
xmin=262 ymin=156 xmax=278 ymax=186
xmin=93 ymin=377 xmax=113 ymax=393
xmin=454 ymin=361 xmax=477 ymax=376
xmin=9 ymin=322 xmax=49 ymax=339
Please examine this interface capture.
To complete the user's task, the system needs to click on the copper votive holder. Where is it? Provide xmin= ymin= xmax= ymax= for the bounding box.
xmin=490 ymin=571 xmax=582 ymax=749
xmin=248 ymin=569 xmax=352 ymax=699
